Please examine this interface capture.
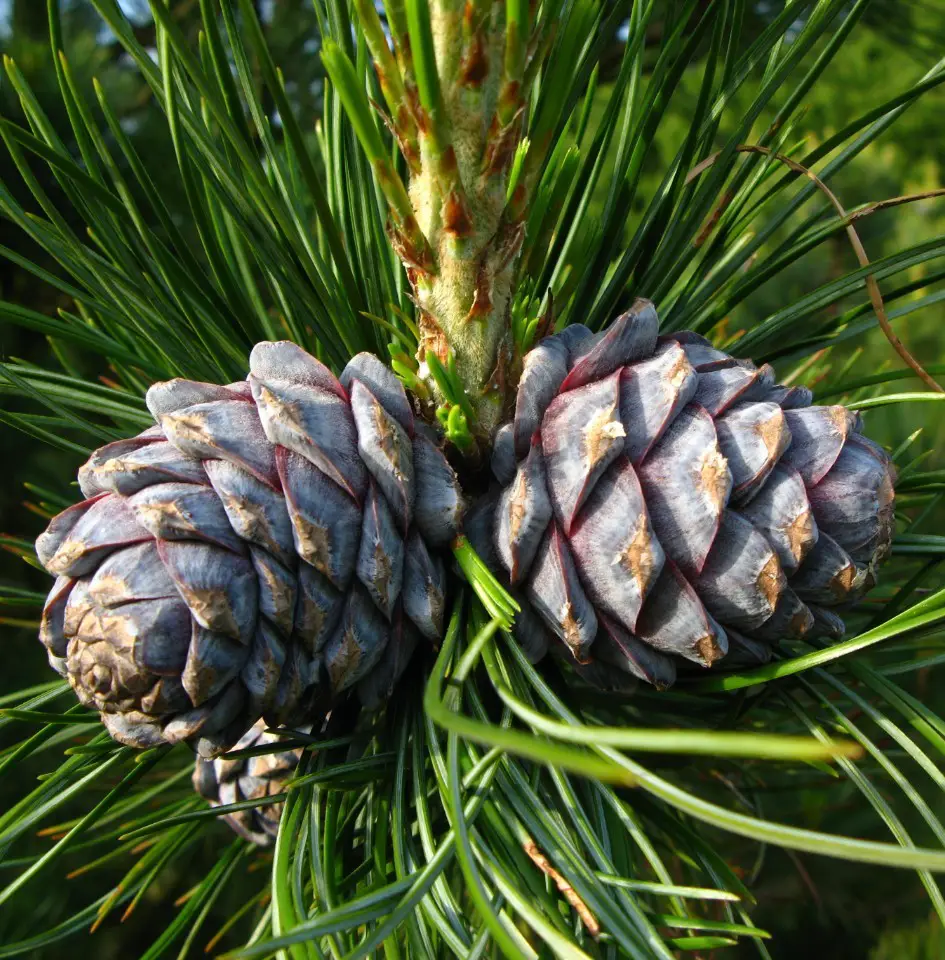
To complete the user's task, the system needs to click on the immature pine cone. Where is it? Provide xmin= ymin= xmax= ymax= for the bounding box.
xmin=486 ymin=300 xmax=895 ymax=688
xmin=36 ymin=343 xmax=463 ymax=755
xmin=192 ymin=720 xmax=305 ymax=846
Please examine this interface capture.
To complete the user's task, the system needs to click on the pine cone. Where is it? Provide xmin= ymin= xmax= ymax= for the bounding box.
xmin=192 ymin=720 xmax=305 ymax=846
xmin=486 ymin=301 xmax=895 ymax=688
xmin=36 ymin=343 xmax=463 ymax=755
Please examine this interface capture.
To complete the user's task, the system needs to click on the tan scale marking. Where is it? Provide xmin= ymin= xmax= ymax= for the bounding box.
xmin=89 ymin=662 xmax=112 ymax=695
xmin=613 ymin=514 xmax=658 ymax=595
xmin=298 ymin=593 xmax=328 ymax=647
xmin=372 ymin=402 xmax=408 ymax=481
xmin=49 ymin=538 xmax=89 ymax=574
xmin=829 ymin=562 xmax=857 ymax=601
xmin=754 ymin=406 xmax=789 ymax=460
xmin=828 ymin=405 xmax=850 ymax=438
xmin=90 ymin=574 xmax=132 ymax=606
xmin=427 ymin=582 xmax=445 ymax=634
xmin=785 ymin=508 xmax=816 ymax=565
xmin=697 ymin=444 xmax=730 ymax=510
xmin=93 ymin=608 xmax=142 ymax=647
xmin=756 ymin=553 xmax=783 ymax=612
xmin=63 ymin=596 xmax=95 ymax=639
xmin=181 ymin=586 xmax=239 ymax=639
xmin=372 ymin=539 xmax=393 ymax=605
xmin=583 ymin=402 xmax=626 ymax=471
xmin=879 ymin=472 xmax=895 ymax=510
xmin=183 ymin=656 xmax=220 ymax=706
xmin=136 ymin=499 xmax=200 ymax=538
xmin=162 ymin=411 xmax=213 ymax=446
xmin=559 ymin=601 xmax=588 ymax=662
xmin=294 ymin=516 xmax=333 ymax=579
xmin=256 ymin=564 xmax=295 ymax=634
xmin=697 ymin=633 xmax=724 ymax=666
xmin=664 ymin=348 xmax=693 ymax=393
xmin=257 ymin=383 xmax=306 ymax=435
xmin=789 ymin=608 xmax=813 ymax=637
xmin=140 ymin=678 xmax=175 ymax=715
xmin=328 ymin=626 xmax=362 ymax=692
xmin=99 ymin=456 xmax=148 ymax=476
xmin=75 ymin=620 xmax=150 ymax=701
xmin=508 ymin=469 xmax=529 ymax=543
xmin=220 ymin=493 xmax=271 ymax=548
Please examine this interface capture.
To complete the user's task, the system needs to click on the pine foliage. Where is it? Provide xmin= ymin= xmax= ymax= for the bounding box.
xmin=1 ymin=0 xmax=945 ymax=956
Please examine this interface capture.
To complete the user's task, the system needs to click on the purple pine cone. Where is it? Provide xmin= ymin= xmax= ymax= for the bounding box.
xmin=192 ymin=720 xmax=305 ymax=846
xmin=487 ymin=301 xmax=895 ymax=688
xmin=36 ymin=344 xmax=464 ymax=756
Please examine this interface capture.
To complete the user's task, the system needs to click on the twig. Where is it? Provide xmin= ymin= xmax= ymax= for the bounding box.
xmin=686 ymin=146 xmax=945 ymax=393
xmin=847 ymin=188 xmax=945 ymax=225
xmin=523 ymin=838 xmax=601 ymax=939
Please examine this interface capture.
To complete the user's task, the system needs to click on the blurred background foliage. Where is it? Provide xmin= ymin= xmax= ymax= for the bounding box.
xmin=1 ymin=0 xmax=944 ymax=956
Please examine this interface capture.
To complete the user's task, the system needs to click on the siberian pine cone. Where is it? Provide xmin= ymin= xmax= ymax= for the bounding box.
xmin=481 ymin=300 xmax=895 ymax=688
xmin=192 ymin=720 xmax=305 ymax=846
xmin=36 ymin=343 xmax=463 ymax=756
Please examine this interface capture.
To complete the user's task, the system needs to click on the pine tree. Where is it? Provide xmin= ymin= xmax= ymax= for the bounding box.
xmin=2 ymin=1 xmax=945 ymax=956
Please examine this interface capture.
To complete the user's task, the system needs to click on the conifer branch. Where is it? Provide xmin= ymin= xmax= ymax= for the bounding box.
xmin=321 ymin=40 xmax=435 ymax=272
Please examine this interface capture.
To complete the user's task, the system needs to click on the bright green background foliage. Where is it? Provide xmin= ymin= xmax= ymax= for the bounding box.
xmin=1 ymin=1 xmax=945 ymax=957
